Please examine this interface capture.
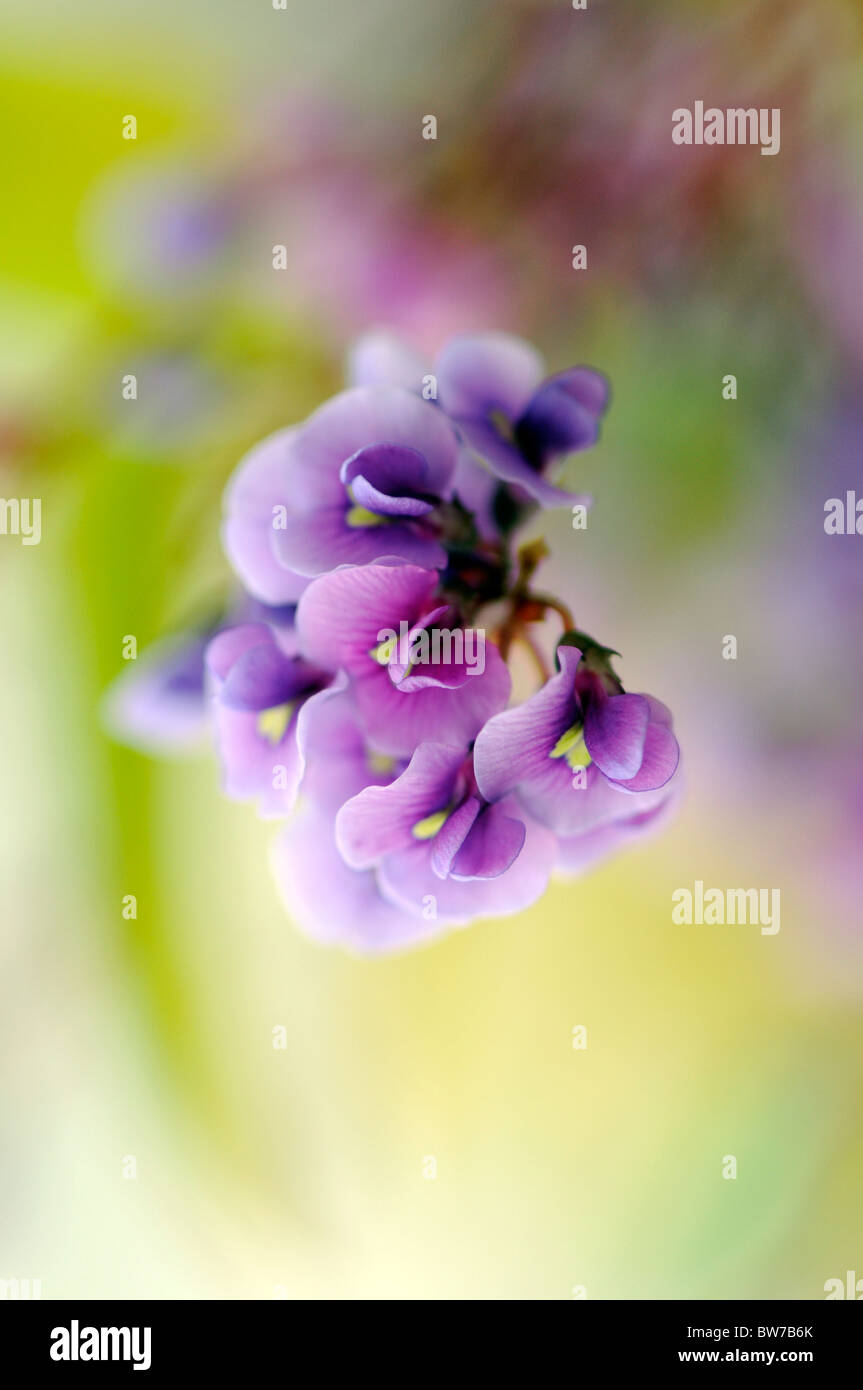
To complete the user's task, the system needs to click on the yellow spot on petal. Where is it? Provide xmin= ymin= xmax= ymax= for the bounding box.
xmin=256 ymin=702 xmax=293 ymax=745
xmin=346 ymin=504 xmax=384 ymax=528
xmin=550 ymin=722 xmax=592 ymax=769
xmin=411 ymin=808 xmax=450 ymax=841
xmin=489 ymin=407 xmax=516 ymax=444
xmin=370 ymin=636 xmax=398 ymax=665
xmin=368 ymin=750 xmax=396 ymax=775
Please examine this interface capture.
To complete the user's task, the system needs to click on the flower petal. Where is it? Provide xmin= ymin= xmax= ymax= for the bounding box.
xmin=516 ymin=367 xmax=609 ymax=466
xmin=377 ymin=805 xmax=556 ymax=925
xmin=472 ymin=644 xmax=582 ymax=803
xmin=296 ymin=563 xmax=439 ymax=674
xmin=353 ymin=639 xmax=511 ymax=758
xmin=211 ymin=701 xmax=303 ymax=817
xmin=583 ymin=692 xmax=650 ymax=781
xmin=272 ymin=810 xmax=441 ymax=954
xmin=458 ymin=416 xmax=591 ymax=508
xmin=436 ymin=333 xmax=544 ymax=420
xmin=450 ymin=801 xmax=526 ymax=880
xmin=346 ymin=330 xmax=429 ymax=393
xmin=340 ymin=439 xmax=436 ymax=518
xmin=335 ymin=743 xmax=466 ymax=869
xmin=295 ymin=384 xmax=458 ymax=497
xmin=272 ymin=504 xmax=446 ymax=575
xmin=221 ymin=428 xmax=311 ymax=603
xmin=613 ymin=718 xmax=680 ymax=792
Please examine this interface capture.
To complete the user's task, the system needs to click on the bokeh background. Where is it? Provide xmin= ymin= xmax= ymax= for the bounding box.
xmin=1 ymin=0 xmax=862 ymax=1299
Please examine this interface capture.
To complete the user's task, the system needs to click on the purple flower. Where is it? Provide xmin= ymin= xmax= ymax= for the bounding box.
xmin=473 ymin=642 xmax=679 ymax=836
xmin=349 ymin=329 xmax=609 ymax=512
xmin=271 ymin=808 xmax=443 ymax=954
xmin=223 ymin=386 xmax=460 ymax=592
xmin=556 ymin=781 xmax=681 ymax=875
xmin=335 ymin=743 xmax=556 ymax=926
xmin=295 ymin=675 xmax=403 ymax=811
xmin=347 ymin=331 xmax=504 ymax=541
xmin=271 ymin=674 xmax=436 ymax=952
xmin=435 ymin=334 xmax=609 ymax=508
xmin=206 ymin=620 xmax=328 ymax=816
xmin=295 ymin=562 xmax=511 ymax=757
xmin=102 ymin=632 xmax=212 ymax=755
xmin=222 ymin=429 xmax=311 ymax=606
xmin=122 ymin=323 xmax=682 ymax=953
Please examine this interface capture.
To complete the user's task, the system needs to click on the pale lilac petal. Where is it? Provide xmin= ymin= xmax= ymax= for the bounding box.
xmin=346 ymin=330 xmax=430 ymax=392
xmin=212 ymin=701 xmax=302 ymax=817
xmin=222 ymin=427 xmax=315 ymax=603
xmin=642 ymin=694 xmax=674 ymax=728
xmin=294 ymin=385 xmax=458 ymax=497
xmin=556 ymin=783 xmax=681 ymax=875
xmin=102 ymin=634 xmax=209 ymax=755
xmin=472 ymin=644 xmax=581 ymax=802
xmin=206 ymin=623 xmax=273 ymax=682
xmin=272 ymin=505 xmax=446 ymax=575
xmin=450 ymin=448 xmax=500 ymax=540
xmin=272 ymin=810 xmax=441 ymax=954
xmin=335 ymin=744 xmax=465 ymax=869
xmin=436 ymin=333 xmax=544 ymax=420
xmin=297 ymin=679 xmax=399 ymax=810
xmin=378 ymin=806 xmax=556 ymax=925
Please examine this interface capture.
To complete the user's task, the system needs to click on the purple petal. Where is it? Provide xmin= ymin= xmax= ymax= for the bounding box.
xmin=337 ymin=442 xmax=428 ymax=503
xmin=222 ymin=429 xmax=311 ymax=604
xmin=295 ymin=385 xmax=458 ymax=498
xmin=457 ymin=416 xmax=591 ymax=509
xmin=341 ymin=442 xmax=434 ymax=517
xmin=348 ymin=474 xmax=434 ymax=518
xmin=272 ymin=504 xmax=446 ymax=575
xmin=272 ymin=810 xmax=441 ymax=953
xmin=335 ymin=743 xmax=466 ymax=869
xmin=377 ymin=804 xmax=556 ymax=925
xmin=352 ymin=638 xmax=511 ymax=758
xmin=220 ymin=643 xmax=314 ymax=712
xmin=556 ymin=782 xmax=680 ymax=875
xmin=211 ymin=701 xmax=303 ymax=817
xmin=436 ymin=333 xmax=544 ymax=420
xmin=390 ymin=607 xmax=480 ymax=691
xmin=583 ymin=692 xmax=650 ymax=781
xmin=450 ymin=801 xmax=526 ymax=880
xmin=450 ymin=447 xmax=500 ymax=540
xmin=296 ymin=563 xmax=440 ymax=675
xmin=345 ymin=331 xmax=429 ymax=393
xmin=613 ymin=718 xmax=680 ymax=792
xmin=429 ymin=795 xmax=481 ymax=878
xmin=472 ymin=644 xmax=582 ymax=803
xmin=518 ymin=759 xmax=678 ymax=838
xmin=297 ymin=678 xmax=400 ymax=811
xmin=206 ymin=624 xmax=273 ymax=682
xmin=102 ymin=634 xmax=209 ymax=754
xmin=516 ymin=367 xmax=608 ymax=465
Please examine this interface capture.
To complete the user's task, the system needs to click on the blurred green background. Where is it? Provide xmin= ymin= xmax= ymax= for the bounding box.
xmin=1 ymin=0 xmax=862 ymax=1299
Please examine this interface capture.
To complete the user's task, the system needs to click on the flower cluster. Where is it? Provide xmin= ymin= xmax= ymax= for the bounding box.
xmin=108 ymin=332 xmax=680 ymax=952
